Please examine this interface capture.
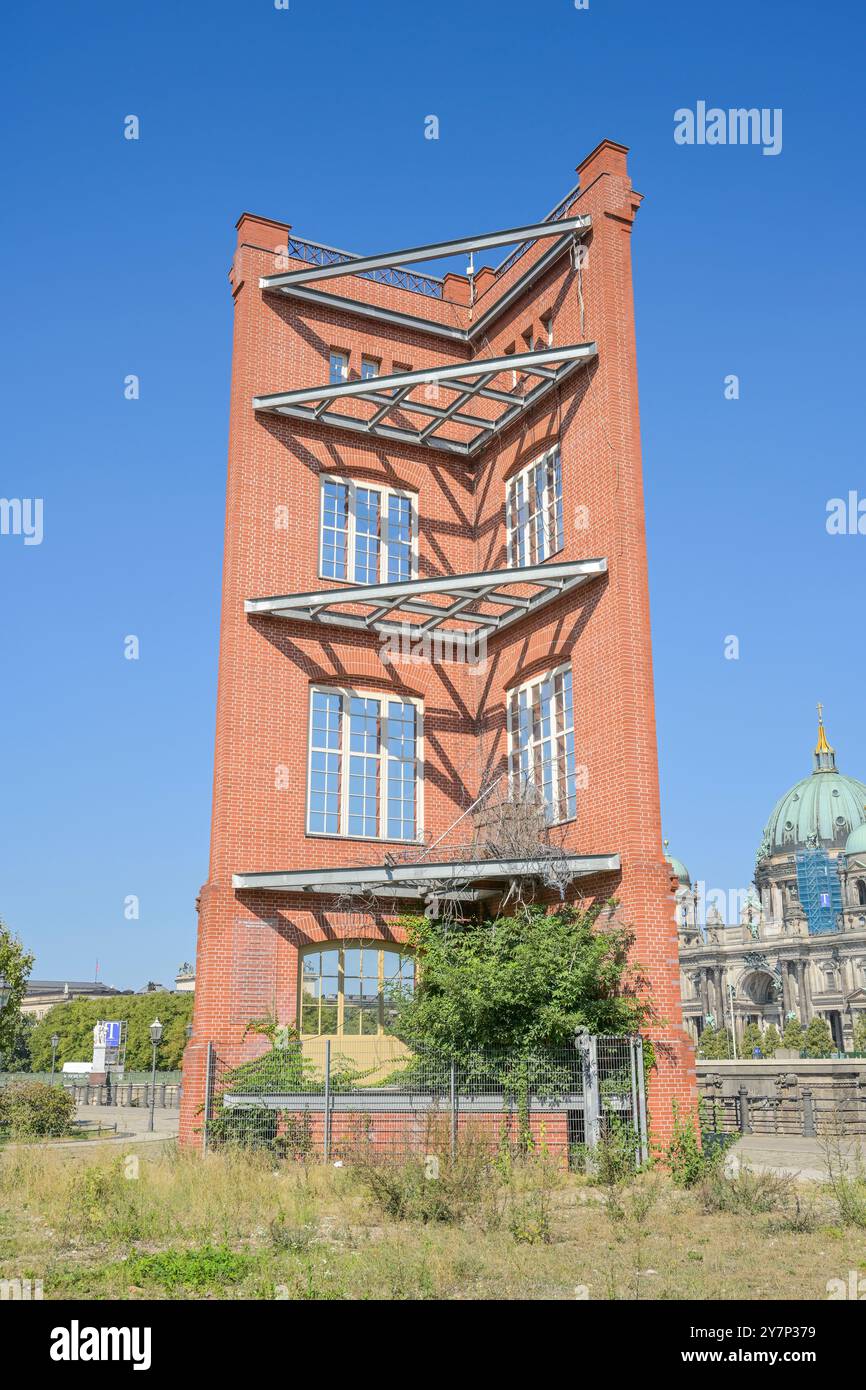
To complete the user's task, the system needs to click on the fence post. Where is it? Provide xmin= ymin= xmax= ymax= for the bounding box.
xmin=802 ymin=1087 xmax=816 ymax=1137
xmin=634 ymin=1036 xmax=649 ymax=1166
xmin=202 ymin=1041 xmax=214 ymax=1156
xmin=323 ymin=1040 xmax=332 ymax=1163
xmin=577 ymin=1031 xmax=600 ymax=1151
xmin=738 ymin=1086 xmax=751 ymax=1134
xmin=449 ymin=1061 xmax=457 ymax=1162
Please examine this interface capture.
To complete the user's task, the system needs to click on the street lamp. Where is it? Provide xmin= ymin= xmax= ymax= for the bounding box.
xmin=0 ymin=975 xmax=11 ymax=1013
xmin=50 ymin=1033 xmax=60 ymax=1078
xmin=147 ymin=1018 xmax=163 ymax=1133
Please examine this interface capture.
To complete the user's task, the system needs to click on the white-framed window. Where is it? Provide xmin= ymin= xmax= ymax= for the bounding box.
xmin=506 ymin=446 xmax=564 ymax=567
xmin=329 ymin=349 xmax=349 ymax=385
xmin=300 ymin=941 xmax=415 ymax=1036
xmin=319 ymin=476 xmax=417 ymax=584
xmin=307 ymin=686 xmax=423 ymax=841
xmin=507 ymin=663 xmax=577 ymax=824
xmin=361 ymin=356 xmax=380 ymax=380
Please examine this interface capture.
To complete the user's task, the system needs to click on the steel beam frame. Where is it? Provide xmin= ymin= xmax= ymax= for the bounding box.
xmin=232 ymin=853 xmax=621 ymax=896
xmin=253 ymin=343 xmax=597 ymax=456
xmin=245 ymin=557 xmax=607 ymax=641
xmin=259 ymin=215 xmax=591 ymax=291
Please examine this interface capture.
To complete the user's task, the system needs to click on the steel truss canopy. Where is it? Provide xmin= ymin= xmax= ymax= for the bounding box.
xmin=245 ymin=557 xmax=607 ymax=642
xmin=232 ymin=853 xmax=621 ymax=898
xmin=253 ymin=343 xmax=597 ymax=456
xmin=259 ymin=215 xmax=591 ymax=292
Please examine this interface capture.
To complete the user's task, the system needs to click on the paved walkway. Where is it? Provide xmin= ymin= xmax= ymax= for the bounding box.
xmin=729 ymin=1133 xmax=864 ymax=1181
xmin=74 ymin=1103 xmax=179 ymax=1135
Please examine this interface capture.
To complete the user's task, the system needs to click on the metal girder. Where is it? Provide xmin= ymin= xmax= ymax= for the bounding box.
xmin=255 ymin=344 xmax=583 ymax=410
xmin=245 ymin=557 xmax=607 ymax=640
xmin=232 ymin=853 xmax=621 ymax=895
xmin=264 ymin=282 xmax=470 ymax=342
xmin=259 ymin=215 xmax=592 ymax=291
xmin=259 ymin=224 xmax=587 ymax=344
xmin=253 ymin=343 xmax=597 ymax=456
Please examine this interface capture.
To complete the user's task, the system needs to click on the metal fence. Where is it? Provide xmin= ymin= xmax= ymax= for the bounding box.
xmin=699 ymin=1077 xmax=866 ymax=1137
xmin=203 ymin=1033 xmax=647 ymax=1169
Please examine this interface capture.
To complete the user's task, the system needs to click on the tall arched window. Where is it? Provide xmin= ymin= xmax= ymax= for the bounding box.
xmin=856 ymin=879 xmax=866 ymax=907
xmin=299 ymin=942 xmax=415 ymax=1036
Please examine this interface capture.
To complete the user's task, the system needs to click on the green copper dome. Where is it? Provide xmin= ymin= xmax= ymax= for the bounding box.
xmin=757 ymin=713 xmax=866 ymax=864
xmin=663 ymin=843 xmax=690 ymax=884
xmin=845 ymin=823 xmax=866 ymax=857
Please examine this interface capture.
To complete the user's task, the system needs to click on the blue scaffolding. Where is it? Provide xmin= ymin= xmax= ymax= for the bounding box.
xmin=795 ymin=848 xmax=842 ymax=934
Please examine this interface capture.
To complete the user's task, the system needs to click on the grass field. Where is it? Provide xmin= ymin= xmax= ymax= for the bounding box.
xmin=2 ymin=1139 xmax=866 ymax=1301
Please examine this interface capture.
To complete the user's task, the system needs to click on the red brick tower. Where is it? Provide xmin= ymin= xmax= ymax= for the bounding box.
xmin=180 ymin=140 xmax=695 ymax=1148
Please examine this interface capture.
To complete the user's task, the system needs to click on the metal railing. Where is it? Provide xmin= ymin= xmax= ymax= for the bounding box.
xmin=281 ymin=236 xmax=444 ymax=299
xmin=699 ymin=1078 xmax=866 ymax=1137
xmin=204 ymin=1033 xmax=647 ymax=1168
xmin=493 ymin=181 xmax=582 ymax=280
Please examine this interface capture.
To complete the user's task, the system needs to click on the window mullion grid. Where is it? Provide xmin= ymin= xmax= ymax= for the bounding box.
xmin=550 ymin=673 xmax=564 ymax=823
xmin=531 ymin=685 xmax=543 ymax=804
xmin=545 ymin=452 xmax=556 ymax=558
xmin=339 ymin=696 xmax=349 ymax=837
xmin=379 ymin=493 xmax=389 ymax=583
xmin=377 ymin=700 xmax=386 ymax=839
xmin=346 ymin=482 xmax=358 ymax=585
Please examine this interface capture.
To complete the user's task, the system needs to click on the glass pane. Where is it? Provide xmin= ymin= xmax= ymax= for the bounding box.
xmin=381 ymin=950 xmax=400 ymax=980
xmin=342 ymin=1003 xmax=361 ymax=1035
xmin=321 ymin=481 xmax=348 ymax=580
xmin=343 ymin=948 xmax=361 ymax=978
xmin=359 ymin=1008 xmax=379 ymax=1035
xmin=386 ymin=494 xmax=413 ymax=582
xmin=354 ymin=488 xmax=381 ymax=584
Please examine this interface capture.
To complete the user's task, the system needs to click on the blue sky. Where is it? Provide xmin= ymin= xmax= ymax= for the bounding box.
xmin=1 ymin=0 xmax=864 ymax=988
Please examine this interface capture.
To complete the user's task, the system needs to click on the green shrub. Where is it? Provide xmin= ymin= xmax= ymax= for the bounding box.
xmin=803 ymin=1017 xmax=834 ymax=1058
xmin=782 ymin=1017 xmax=805 ymax=1051
xmin=592 ymin=1116 xmax=640 ymax=1187
xmin=698 ymin=1025 xmax=732 ymax=1060
xmin=125 ymin=1244 xmax=253 ymax=1293
xmin=508 ymin=1190 xmax=552 ymax=1244
xmin=699 ymin=1166 xmax=794 ymax=1215
xmin=206 ymin=1104 xmax=313 ymax=1160
xmin=349 ymin=1139 xmax=496 ymax=1225
xmin=741 ymin=1023 xmax=764 ymax=1056
xmin=0 ymin=1080 xmax=76 ymax=1138
xmin=762 ymin=1024 xmax=780 ymax=1057
xmin=663 ymin=1102 xmax=719 ymax=1188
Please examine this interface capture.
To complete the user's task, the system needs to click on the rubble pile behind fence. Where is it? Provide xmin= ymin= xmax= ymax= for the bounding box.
xmin=203 ymin=1033 xmax=648 ymax=1169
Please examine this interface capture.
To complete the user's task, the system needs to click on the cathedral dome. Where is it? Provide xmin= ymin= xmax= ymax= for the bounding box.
xmin=845 ymin=822 xmax=866 ymax=857
xmin=664 ymin=842 xmax=690 ymax=884
xmin=757 ymin=711 xmax=866 ymax=863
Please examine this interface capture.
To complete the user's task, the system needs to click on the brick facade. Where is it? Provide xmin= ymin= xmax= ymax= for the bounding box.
xmin=179 ymin=140 xmax=696 ymax=1150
